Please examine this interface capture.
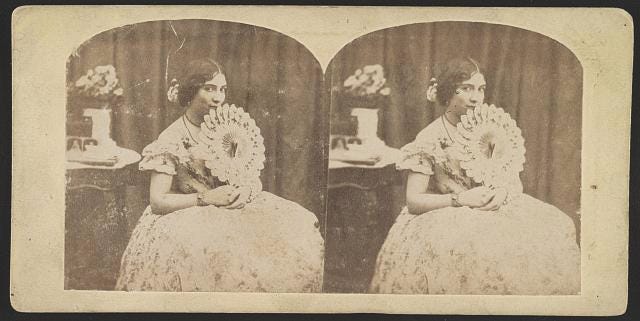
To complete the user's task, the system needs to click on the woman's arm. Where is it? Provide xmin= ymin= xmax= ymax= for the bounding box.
xmin=405 ymin=172 xmax=455 ymax=214
xmin=405 ymin=172 xmax=496 ymax=214
xmin=149 ymin=172 xmax=199 ymax=215
xmin=149 ymin=172 xmax=241 ymax=215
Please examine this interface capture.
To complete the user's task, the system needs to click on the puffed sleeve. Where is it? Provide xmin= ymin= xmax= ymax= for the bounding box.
xmin=138 ymin=140 xmax=179 ymax=175
xmin=138 ymin=129 xmax=192 ymax=175
xmin=395 ymin=140 xmax=435 ymax=175
xmin=395 ymin=127 xmax=448 ymax=176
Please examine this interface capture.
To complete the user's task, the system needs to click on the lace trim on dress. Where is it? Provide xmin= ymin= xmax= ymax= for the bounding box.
xmin=138 ymin=135 xmax=192 ymax=175
xmin=497 ymin=173 xmax=524 ymax=204
xmin=244 ymin=175 xmax=263 ymax=202
xmin=396 ymin=133 xmax=449 ymax=176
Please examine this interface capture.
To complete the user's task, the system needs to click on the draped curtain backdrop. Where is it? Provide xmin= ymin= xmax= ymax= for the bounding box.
xmin=67 ymin=20 xmax=327 ymax=222
xmin=328 ymin=22 xmax=582 ymax=237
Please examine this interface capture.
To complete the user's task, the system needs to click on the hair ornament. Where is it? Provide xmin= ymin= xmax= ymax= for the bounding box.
xmin=167 ymin=78 xmax=180 ymax=103
xmin=426 ymin=77 xmax=438 ymax=103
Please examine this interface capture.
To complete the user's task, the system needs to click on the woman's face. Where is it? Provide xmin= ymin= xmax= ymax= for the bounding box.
xmin=192 ymin=73 xmax=227 ymax=112
xmin=447 ymin=72 xmax=486 ymax=119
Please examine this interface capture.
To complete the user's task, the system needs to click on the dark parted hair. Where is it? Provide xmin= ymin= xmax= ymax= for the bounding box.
xmin=177 ymin=58 xmax=225 ymax=107
xmin=431 ymin=57 xmax=484 ymax=106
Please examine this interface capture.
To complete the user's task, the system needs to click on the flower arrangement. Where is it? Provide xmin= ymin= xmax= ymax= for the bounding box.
xmin=70 ymin=65 xmax=123 ymax=105
xmin=343 ymin=64 xmax=391 ymax=97
xmin=67 ymin=64 xmax=124 ymax=147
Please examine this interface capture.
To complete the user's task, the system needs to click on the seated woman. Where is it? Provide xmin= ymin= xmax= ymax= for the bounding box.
xmin=370 ymin=57 xmax=580 ymax=295
xmin=116 ymin=58 xmax=324 ymax=292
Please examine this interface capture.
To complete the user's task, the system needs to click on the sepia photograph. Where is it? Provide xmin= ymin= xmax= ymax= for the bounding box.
xmin=11 ymin=6 xmax=631 ymax=315
xmin=64 ymin=19 xmax=582 ymax=296
xmin=64 ymin=19 xmax=327 ymax=292
xmin=326 ymin=21 xmax=581 ymax=295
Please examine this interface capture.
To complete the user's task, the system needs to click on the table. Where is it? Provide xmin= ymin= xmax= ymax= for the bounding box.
xmin=324 ymin=147 xmax=404 ymax=293
xmin=64 ymin=147 xmax=141 ymax=290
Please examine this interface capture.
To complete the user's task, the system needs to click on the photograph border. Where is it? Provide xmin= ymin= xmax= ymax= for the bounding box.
xmin=11 ymin=5 xmax=632 ymax=315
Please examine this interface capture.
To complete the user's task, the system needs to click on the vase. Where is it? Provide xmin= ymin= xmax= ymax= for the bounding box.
xmin=351 ymin=107 xmax=384 ymax=147
xmin=83 ymin=107 xmax=116 ymax=148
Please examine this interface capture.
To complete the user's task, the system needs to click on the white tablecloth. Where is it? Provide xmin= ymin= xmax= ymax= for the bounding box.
xmin=66 ymin=146 xmax=141 ymax=170
xmin=329 ymin=144 xmax=402 ymax=169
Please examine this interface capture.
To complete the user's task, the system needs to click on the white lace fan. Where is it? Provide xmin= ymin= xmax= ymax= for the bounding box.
xmin=455 ymin=103 xmax=526 ymax=188
xmin=197 ymin=103 xmax=265 ymax=187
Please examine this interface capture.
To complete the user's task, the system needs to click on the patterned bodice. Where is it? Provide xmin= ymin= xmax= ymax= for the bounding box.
xmin=138 ymin=117 xmax=261 ymax=195
xmin=173 ymin=158 xmax=227 ymax=194
xmin=397 ymin=116 xmax=522 ymax=196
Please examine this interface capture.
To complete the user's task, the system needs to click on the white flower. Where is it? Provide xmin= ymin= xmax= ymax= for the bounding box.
xmin=75 ymin=75 xmax=89 ymax=88
xmin=426 ymin=83 xmax=438 ymax=102
xmin=72 ymin=64 xmax=123 ymax=99
xmin=363 ymin=64 xmax=382 ymax=74
xmin=343 ymin=75 xmax=358 ymax=88
xmin=167 ymin=81 xmax=179 ymax=103
xmin=343 ymin=64 xmax=390 ymax=96
xmin=365 ymin=86 xmax=376 ymax=95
